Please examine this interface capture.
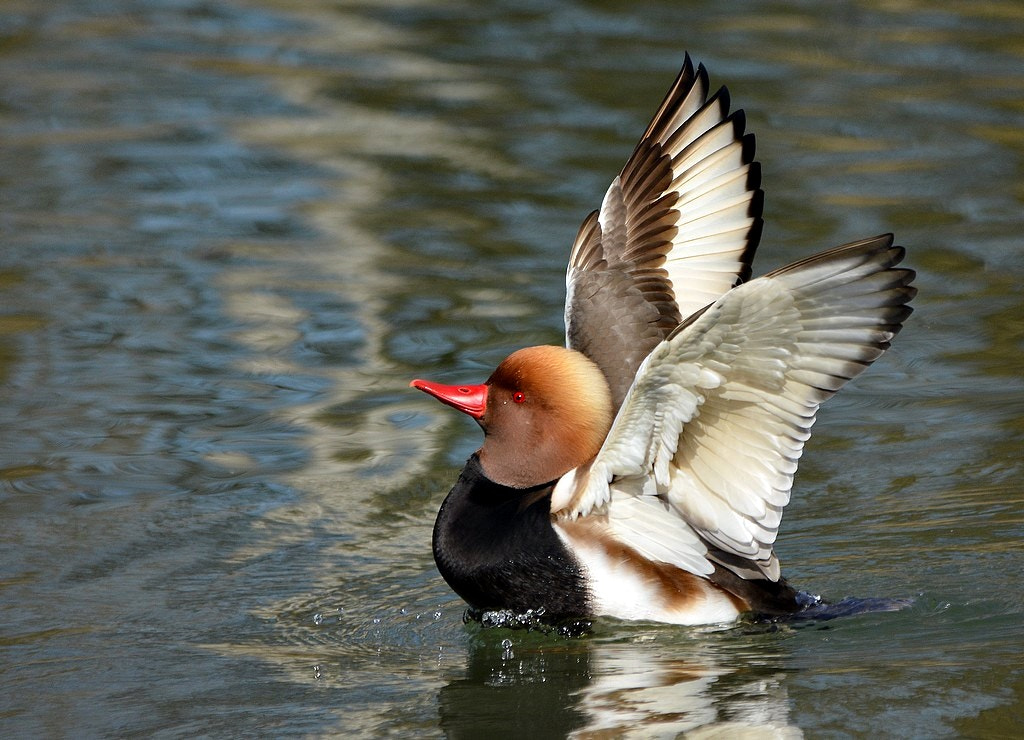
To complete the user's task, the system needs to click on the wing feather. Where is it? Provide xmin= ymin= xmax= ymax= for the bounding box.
xmin=565 ymin=55 xmax=763 ymax=410
xmin=552 ymin=235 xmax=916 ymax=581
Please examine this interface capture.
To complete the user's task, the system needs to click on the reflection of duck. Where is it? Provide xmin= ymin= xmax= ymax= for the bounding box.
xmin=438 ymin=629 xmax=801 ymax=738
xmin=412 ymin=55 xmax=915 ymax=625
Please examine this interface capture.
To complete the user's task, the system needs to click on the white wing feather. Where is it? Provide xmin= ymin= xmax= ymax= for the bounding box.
xmin=551 ymin=236 xmax=914 ymax=581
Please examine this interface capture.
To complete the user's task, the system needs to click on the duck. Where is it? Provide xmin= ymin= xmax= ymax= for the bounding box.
xmin=410 ymin=54 xmax=916 ymax=627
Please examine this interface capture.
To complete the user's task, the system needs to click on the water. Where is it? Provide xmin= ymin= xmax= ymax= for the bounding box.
xmin=2 ymin=0 xmax=1022 ymax=736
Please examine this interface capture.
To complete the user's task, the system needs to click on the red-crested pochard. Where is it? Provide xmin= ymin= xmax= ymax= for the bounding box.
xmin=411 ymin=55 xmax=916 ymax=627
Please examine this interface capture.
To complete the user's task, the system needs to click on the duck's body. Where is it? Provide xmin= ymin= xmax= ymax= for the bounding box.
xmin=412 ymin=55 xmax=916 ymax=626
xmin=434 ymin=452 xmax=789 ymax=625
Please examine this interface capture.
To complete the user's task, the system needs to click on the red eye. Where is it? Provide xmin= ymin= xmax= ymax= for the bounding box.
xmin=512 ymin=391 xmax=525 ymax=404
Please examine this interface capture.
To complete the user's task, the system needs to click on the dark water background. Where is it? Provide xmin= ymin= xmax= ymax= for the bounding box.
xmin=2 ymin=1 xmax=1022 ymax=736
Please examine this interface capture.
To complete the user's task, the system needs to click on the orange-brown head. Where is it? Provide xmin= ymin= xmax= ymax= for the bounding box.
xmin=411 ymin=345 xmax=614 ymax=488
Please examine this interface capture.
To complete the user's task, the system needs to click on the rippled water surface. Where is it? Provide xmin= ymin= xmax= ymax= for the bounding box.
xmin=2 ymin=1 xmax=1023 ymax=736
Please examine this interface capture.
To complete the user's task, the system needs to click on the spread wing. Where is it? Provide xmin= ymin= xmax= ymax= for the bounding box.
xmin=552 ymin=235 xmax=916 ymax=581
xmin=565 ymin=54 xmax=764 ymax=411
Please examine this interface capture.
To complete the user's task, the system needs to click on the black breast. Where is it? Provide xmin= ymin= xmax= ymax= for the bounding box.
xmin=432 ymin=454 xmax=591 ymax=622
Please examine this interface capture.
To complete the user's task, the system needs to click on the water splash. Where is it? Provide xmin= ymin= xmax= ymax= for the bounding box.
xmin=465 ymin=606 xmax=592 ymax=637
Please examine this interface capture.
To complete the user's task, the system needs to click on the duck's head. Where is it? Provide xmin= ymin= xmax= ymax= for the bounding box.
xmin=411 ymin=345 xmax=614 ymax=488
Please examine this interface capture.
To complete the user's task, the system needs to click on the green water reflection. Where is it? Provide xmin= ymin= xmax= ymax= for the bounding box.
xmin=0 ymin=0 xmax=1022 ymax=736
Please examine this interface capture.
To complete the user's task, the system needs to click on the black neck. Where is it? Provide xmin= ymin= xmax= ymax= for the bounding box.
xmin=432 ymin=454 xmax=590 ymax=621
